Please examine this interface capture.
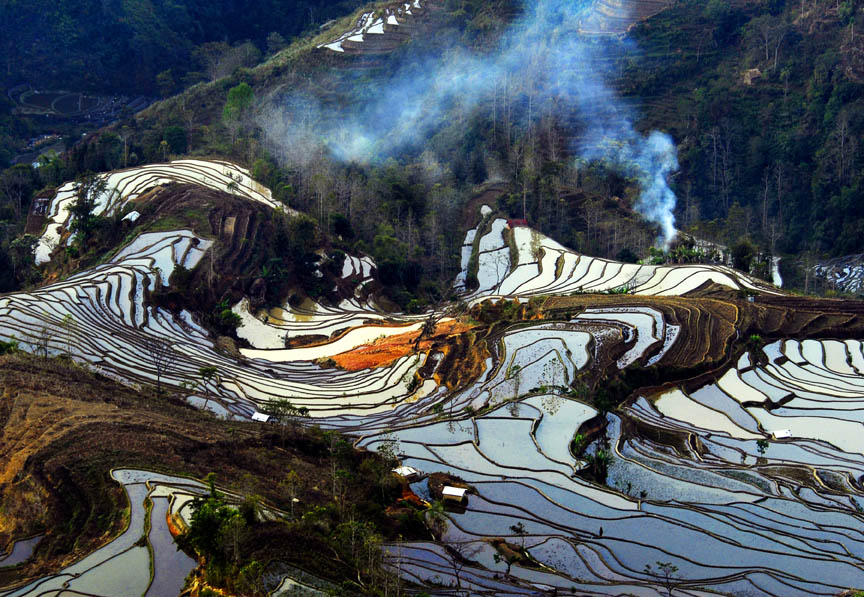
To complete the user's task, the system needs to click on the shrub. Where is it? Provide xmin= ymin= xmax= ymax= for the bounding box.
xmin=218 ymin=309 xmax=242 ymax=331
xmin=170 ymin=263 xmax=193 ymax=291
xmin=731 ymin=241 xmax=756 ymax=273
xmin=323 ymin=249 xmax=346 ymax=276
xmin=616 ymin=247 xmax=640 ymax=263
xmin=162 ymin=126 xmax=187 ymax=154
xmin=570 ymin=432 xmax=587 ymax=455
xmin=330 ymin=213 xmax=354 ymax=239
xmin=0 ymin=339 xmax=20 ymax=354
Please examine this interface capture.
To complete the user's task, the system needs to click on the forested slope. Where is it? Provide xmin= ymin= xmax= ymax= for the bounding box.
xmin=0 ymin=0 xmax=365 ymax=95
xmin=2 ymin=0 xmax=864 ymax=301
xmin=626 ymin=0 xmax=864 ymax=259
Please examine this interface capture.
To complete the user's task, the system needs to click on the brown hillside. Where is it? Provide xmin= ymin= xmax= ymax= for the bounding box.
xmin=0 ymin=354 xmax=398 ymax=590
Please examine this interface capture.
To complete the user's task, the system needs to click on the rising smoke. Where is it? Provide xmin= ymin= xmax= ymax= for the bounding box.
xmin=260 ymin=0 xmax=679 ymax=245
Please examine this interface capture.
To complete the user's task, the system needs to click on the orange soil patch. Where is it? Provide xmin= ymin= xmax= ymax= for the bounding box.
xmin=166 ymin=512 xmax=186 ymax=538
xmin=331 ymin=319 xmax=476 ymax=371
xmin=399 ymin=484 xmax=428 ymax=508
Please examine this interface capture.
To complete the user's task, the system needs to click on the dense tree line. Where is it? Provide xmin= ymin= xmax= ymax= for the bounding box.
xmin=627 ymin=0 xmax=864 ymax=258
xmin=0 ymin=0 xmax=365 ymax=95
xmin=4 ymin=0 xmax=864 ymax=304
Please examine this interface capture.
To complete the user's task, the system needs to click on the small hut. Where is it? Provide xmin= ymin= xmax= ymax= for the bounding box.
xmin=442 ymin=486 xmax=468 ymax=504
xmin=392 ymin=466 xmax=422 ymax=482
xmin=122 ymin=211 xmax=141 ymax=224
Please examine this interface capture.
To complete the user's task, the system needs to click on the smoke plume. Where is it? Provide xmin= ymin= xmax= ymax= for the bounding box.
xmin=260 ymin=0 xmax=679 ymax=245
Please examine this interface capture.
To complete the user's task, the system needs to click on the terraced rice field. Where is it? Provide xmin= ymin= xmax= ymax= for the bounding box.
xmin=813 ymin=256 xmax=864 ymax=295
xmin=642 ymin=339 xmax=864 ymax=465
xmin=34 ymin=159 xmax=283 ymax=264
xmin=317 ymin=0 xmax=675 ymax=58
xmin=460 ymin=212 xmax=779 ymax=299
xmin=355 ymin=332 xmax=864 ymax=595
xmin=0 ymin=470 xmax=199 ymax=597
xmin=318 ymin=0 xmax=428 ymax=54
xmin=5 ymin=162 xmax=864 ymax=594
xmin=578 ymin=0 xmax=676 ymax=35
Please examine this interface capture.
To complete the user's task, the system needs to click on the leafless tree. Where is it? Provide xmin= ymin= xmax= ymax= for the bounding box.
xmin=705 ymin=127 xmax=720 ymax=194
xmin=754 ymin=16 xmax=787 ymax=70
xmin=493 ymin=250 xmax=510 ymax=291
xmin=774 ymin=161 xmax=786 ymax=229
xmin=581 ymin=199 xmax=604 ymax=251
xmin=195 ymin=41 xmax=262 ymax=82
xmin=144 ymin=337 xmax=177 ymax=395
xmin=118 ymin=126 xmax=132 ymax=168
xmin=644 ymin=561 xmax=680 ymax=597
xmin=761 ymin=167 xmax=771 ymax=235
xmin=771 ymin=24 xmax=787 ymax=70
xmin=60 ymin=314 xmax=78 ymax=359
xmin=32 ymin=324 xmax=53 ymax=360
xmin=412 ymin=285 xmax=466 ymax=351
xmin=444 ymin=541 xmax=482 ymax=595
xmin=803 ymin=249 xmax=816 ymax=295
xmin=768 ymin=218 xmax=784 ymax=255
xmin=0 ymin=165 xmax=33 ymax=221
xmin=831 ymin=112 xmax=854 ymax=186
xmin=279 ymin=470 xmax=300 ymax=518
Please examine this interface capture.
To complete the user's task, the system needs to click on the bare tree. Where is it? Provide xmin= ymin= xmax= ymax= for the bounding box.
xmin=774 ymin=161 xmax=785 ymax=229
xmin=32 ymin=324 xmax=53 ymax=360
xmin=581 ymin=199 xmax=604 ymax=251
xmin=198 ymin=366 xmax=219 ymax=410
xmin=832 ymin=112 xmax=854 ymax=186
xmin=644 ymin=561 xmax=680 ymax=597
xmin=803 ymin=249 xmax=816 ymax=295
xmin=772 ymin=24 xmax=787 ymax=70
xmin=0 ymin=166 xmax=32 ymax=221
xmin=114 ymin=126 xmax=131 ymax=169
xmin=412 ymin=285 xmax=466 ymax=352
xmin=754 ymin=16 xmax=787 ymax=70
xmin=195 ymin=41 xmax=262 ymax=82
xmin=768 ymin=218 xmax=784 ymax=255
xmin=761 ymin=167 xmax=771 ymax=235
xmin=705 ymin=127 xmax=719 ymax=194
xmin=444 ymin=541 xmax=482 ymax=595
xmin=520 ymin=144 xmax=538 ymax=220
xmin=492 ymin=250 xmax=510 ymax=292
xmin=279 ymin=470 xmax=300 ymax=518
xmin=144 ymin=337 xmax=177 ymax=395
xmin=60 ymin=314 xmax=78 ymax=359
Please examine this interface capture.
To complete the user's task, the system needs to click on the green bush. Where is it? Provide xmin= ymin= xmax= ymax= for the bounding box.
xmin=162 ymin=126 xmax=188 ymax=154
xmin=0 ymin=339 xmax=20 ymax=355
xmin=218 ymin=308 xmax=242 ymax=331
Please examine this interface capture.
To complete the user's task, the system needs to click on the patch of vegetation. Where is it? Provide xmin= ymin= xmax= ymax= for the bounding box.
xmin=0 ymin=339 xmax=19 ymax=355
xmin=0 ymin=352 xmax=425 ymax=592
xmin=628 ymin=0 xmax=864 ymax=269
xmin=570 ymin=432 xmax=587 ymax=456
xmin=0 ymin=0 xmax=367 ymax=98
